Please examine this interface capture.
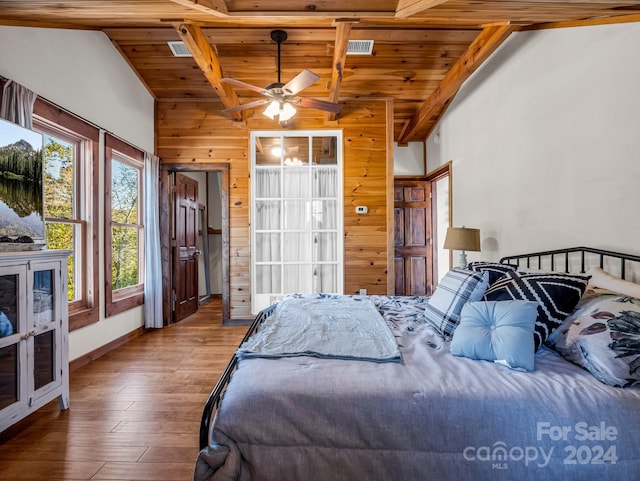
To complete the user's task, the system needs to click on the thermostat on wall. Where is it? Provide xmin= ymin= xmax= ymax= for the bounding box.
xmin=355 ymin=206 xmax=368 ymax=214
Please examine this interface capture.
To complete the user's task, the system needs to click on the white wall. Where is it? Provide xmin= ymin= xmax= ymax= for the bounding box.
xmin=0 ymin=26 xmax=155 ymax=361
xmin=427 ymin=23 xmax=640 ymax=262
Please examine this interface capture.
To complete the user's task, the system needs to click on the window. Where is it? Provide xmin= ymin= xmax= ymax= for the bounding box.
xmin=33 ymin=99 xmax=99 ymax=331
xmin=105 ymin=134 xmax=144 ymax=317
xmin=251 ymin=131 xmax=343 ymax=313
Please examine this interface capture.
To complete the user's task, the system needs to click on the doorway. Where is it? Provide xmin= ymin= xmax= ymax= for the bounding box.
xmin=393 ymin=162 xmax=451 ymax=296
xmin=159 ymin=164 xmax=230 ymax=324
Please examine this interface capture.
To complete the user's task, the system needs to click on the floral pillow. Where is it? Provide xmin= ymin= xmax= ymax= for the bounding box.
xmin=547 ymin=293 xmax=640 ymax=388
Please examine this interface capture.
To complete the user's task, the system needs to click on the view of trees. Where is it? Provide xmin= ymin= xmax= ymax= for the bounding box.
xmin=43 ymin=136 xmax=75 ymax=300
xmin=110 ymin=159 xmax=140 ymax=290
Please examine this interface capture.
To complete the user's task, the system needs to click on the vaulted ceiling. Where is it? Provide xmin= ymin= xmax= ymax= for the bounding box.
xmin=1 ymin=1 xmax=639 ymax=143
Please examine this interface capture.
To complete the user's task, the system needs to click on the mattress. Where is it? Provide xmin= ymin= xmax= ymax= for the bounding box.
xmin=195 ymin=294 xmax=640 ymax=481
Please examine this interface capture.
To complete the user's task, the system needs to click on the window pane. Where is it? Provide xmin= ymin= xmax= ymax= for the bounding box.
xmin=111 ymin=226 xmax=139 ymax=290
xmin=284 ymin=201 xmax=310 ymax=230
xmin=312 ymin=200 xmax=337 ymax=230
xmin=256 ymin=137 xmax=282 ymax=166
xmin=111 ymin=160 xmax=139 ymax=224
xmin=255 ymin=265 xmax=280 ymax=294
xmin=43 ymin=134 xmax=74 ymax=219
xmin=283 ymin=136 xmax=309 ymax=165
xmin=283 ymin=232 xmax=310 ymax=262
xmin=283 ymin=264 xmax=311 ymax=293
xmin=313 ymin=233 xmax=337 ymax=262
xmin=255 ymin=233 xmax=281 ymax=262
xmin=283 ymin=167 xmax=308 ymax=198
xmin=312 ymin=136 xmax=337 ymax=165
xmin=313 ymin=167 xmax=338 ymax=197
xmin=45 ymin=222 xmax=77 ymax=301
xmin=255 ymin=201 xmax=281 ymax=230
xmin=313 ymin=264 xmax=337 ymax=293
xmin=255 ymin=169 xmax=280 ymax=198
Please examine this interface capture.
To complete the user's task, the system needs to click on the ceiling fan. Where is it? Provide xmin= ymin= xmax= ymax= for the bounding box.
xmin=221 ymin=30 xmax=343 ymax=121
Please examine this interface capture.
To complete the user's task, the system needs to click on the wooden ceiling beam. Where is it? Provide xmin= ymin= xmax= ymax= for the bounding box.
xmin=168 ymin=0 xmax=228 ymax=17
xmin=398 ymin=22 xmax=515 ymax=144
xmin=175 ymin=22 xmax=242 ymax=121
xmin=395 ymin=0 xmax=451 ymax=18
xmin=326 ymin=21 xmax=353 ymax=122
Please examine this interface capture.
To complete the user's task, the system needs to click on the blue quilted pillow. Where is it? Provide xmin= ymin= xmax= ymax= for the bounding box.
xmin=450 ymin=300 xmax=539 ymax=371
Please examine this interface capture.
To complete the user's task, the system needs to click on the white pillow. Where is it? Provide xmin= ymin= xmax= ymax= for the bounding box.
xmin=586 ymin=266 xmax=640 ymax=298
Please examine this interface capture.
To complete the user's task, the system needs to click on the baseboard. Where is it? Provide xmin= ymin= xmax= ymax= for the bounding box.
xmin=223 ymin=318 xmax=253 ymax=326
xmin=69 ymin=326 xmax=146 ymax=372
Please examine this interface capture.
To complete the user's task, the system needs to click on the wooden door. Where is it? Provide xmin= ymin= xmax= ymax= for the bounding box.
xmin=173 ymin=173 xmax=199 ymax=322
xmin=394 ymin=180 xmax=433 ymax=296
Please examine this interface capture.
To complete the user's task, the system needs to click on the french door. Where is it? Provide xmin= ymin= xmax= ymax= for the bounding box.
xmin=251 ymin=131 xmax=343 ymax=313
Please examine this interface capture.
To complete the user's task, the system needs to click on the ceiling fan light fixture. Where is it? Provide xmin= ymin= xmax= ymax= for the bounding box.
xmin=262 ymin=100 xmax=297 ymax=122
xmin=279 ymin=102 xmax=297 ymax=122
xmin=263 ymin=100 xmax=281 ymax=120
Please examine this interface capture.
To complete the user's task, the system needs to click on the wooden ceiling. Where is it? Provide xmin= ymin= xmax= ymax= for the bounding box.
xmin=1 ymin=1 xmax=639 ymax=143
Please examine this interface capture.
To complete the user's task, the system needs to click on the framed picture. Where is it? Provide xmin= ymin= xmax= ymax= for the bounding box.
xmin=0 ymin=117 xmax=46 ymax=250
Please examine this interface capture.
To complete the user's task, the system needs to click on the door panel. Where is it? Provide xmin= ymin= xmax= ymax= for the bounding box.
xmin=394 ymin=181 xmax=433 ymax=296
xmin=173 ymin=173 xmax=199 ymax=322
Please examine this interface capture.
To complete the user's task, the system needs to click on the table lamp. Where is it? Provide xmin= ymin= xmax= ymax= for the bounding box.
xmin=444 ymin=226 xmax=481 ymax=268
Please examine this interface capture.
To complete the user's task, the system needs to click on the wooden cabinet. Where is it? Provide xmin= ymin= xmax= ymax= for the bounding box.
xmin=0 ymin=250 xmax=70 ymax=432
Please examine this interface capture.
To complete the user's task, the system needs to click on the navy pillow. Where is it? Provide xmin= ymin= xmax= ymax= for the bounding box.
xmin=450 ymin=300 xmax=538 ymax=371
xmin=483 ymin=271 xmax=590 ymax=350
xmin=466 ymin=261 xmax=518 ymax=286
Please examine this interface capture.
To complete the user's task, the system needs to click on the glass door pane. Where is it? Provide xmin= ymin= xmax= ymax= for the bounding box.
xmin=33 ymin=330 xmax=54 ymax=390
xmin=33 ymin=270 xmax=55 ymax=327
xmin=0 ymin=344 xmax=18 ymax=410
xmin=0 ymin=274 xmax=18 ymax=338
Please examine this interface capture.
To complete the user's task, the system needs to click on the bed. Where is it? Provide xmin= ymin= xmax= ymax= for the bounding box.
xmin=195 ymin=247 xmax=640 ymax=481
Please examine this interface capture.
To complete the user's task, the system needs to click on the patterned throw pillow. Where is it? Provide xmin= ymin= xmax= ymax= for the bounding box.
xmin=466 ymin=261 xmax=518 ymax=286
xmin=547 ymin=293 xmax=640 ymax=388
xmin=424 ymin=268 xmax=489 ymax=341
xmin=483 ymin=270 xmax=590 ymax=350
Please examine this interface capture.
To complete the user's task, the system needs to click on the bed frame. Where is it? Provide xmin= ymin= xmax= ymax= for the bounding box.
xmin=199 ymin=246 xmax=640 ymax=450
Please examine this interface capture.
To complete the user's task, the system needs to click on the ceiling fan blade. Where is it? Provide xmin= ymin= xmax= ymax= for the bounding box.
xmin=222 ymin=99 xmax=270 ymax=114
xmin=283 ymin=69 xmax=320 ymax=95
xmin=221 ymin=78 xmax=267 ymax=95
xmin=296 ymin=97 xmax=343 ymax=114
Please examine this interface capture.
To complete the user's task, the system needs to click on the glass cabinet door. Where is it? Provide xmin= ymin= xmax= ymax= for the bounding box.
xmin=32 ymin=269 xmax=56 ymax=391
xmin=0 ymin=267 xmax=25 ymax=412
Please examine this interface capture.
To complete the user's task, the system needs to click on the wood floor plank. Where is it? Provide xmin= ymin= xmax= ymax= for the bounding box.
xmin=0 ymin=300 xmax=246 ymax=481
xmin=91 ymin=462 xmax=194 ymax=481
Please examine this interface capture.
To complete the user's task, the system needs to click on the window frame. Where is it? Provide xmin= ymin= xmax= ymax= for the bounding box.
xmin=104 ymin=133 xmax=145 ymax=317
xmin=33 ymin=99 xmax=100 ymax=331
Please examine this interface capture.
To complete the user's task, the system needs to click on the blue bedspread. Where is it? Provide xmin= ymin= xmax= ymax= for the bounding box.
xmin=196 ymin=294 xmax=640 ymax=481
xmin=236 ymin=295 xmax=401 ymax=363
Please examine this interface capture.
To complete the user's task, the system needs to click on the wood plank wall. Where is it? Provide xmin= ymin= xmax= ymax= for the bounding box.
xmin=156 ymin=98 xmax=392 ymax=319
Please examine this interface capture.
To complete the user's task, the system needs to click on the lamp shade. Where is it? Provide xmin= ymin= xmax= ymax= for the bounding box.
xmin=443 ymin=227 xmax=481 ymax=252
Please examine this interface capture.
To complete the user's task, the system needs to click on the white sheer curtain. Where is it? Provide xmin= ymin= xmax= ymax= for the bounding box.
xmin=143 ymin=152 xmax=163 ymax=328
xmin=254 ymin=159 xmax=340 ymax=300
xmin=0 ymin=79 xmax=37 ymax=128
xmin=255 ymin=170 xmax=282 ymax=294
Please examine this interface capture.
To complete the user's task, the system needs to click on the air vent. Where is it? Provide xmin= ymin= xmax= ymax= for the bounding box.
xmin=167 ymin=41 xmax=192 ymax=57
xmin=347 ymin=40 xmax=374 ymax=55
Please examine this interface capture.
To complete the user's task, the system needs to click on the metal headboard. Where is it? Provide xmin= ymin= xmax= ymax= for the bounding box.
xmin=500 ymin=246 xmax=640 ymax=280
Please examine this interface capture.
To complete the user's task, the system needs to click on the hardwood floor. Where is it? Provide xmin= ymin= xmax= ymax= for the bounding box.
xmin=0 ymin=300 xmax=249 ymax=481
